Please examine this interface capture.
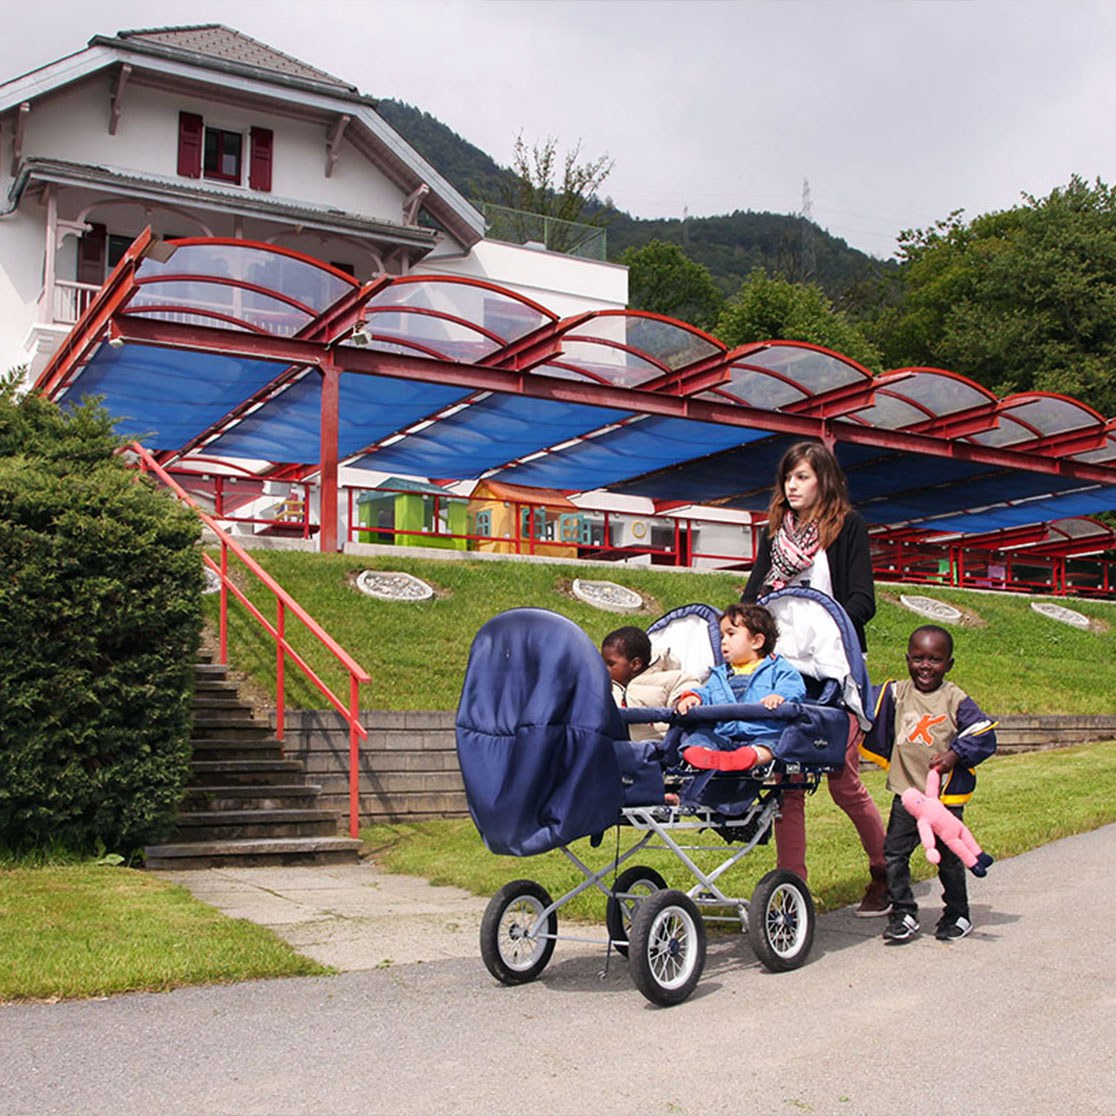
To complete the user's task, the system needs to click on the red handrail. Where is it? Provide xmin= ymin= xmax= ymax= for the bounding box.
xmin=128 ymin=443 xmax=371 ymax=838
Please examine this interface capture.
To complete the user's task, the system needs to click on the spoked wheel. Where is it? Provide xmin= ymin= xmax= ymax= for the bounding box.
xmin=606 ymin=866 xmax=668 ymax=957
xmin=480 ymin=880 xmax=557 ymax=985
xmin=747 ymin=869 xmax=815 ymax=972
xmin=629 ymin=889 xmax=706 ymax=1007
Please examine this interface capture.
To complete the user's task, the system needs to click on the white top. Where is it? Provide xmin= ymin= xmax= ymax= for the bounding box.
xmin=788 ymin=547 xmax=832 ymax=597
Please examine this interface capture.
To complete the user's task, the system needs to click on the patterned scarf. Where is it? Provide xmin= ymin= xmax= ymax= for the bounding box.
xmin=764 ymin=510 xmax=820 ymax=591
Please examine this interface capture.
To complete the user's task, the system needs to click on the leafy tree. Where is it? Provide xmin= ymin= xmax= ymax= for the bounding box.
xmin=621 ymin=240 xmax=725 ymax=332
xmin=868 ymin=176 xmax=1116 ymax=414
xmin=0 ymin=385 xmax=203 ymax=855
xmin=715 ymin=269 xmax=882 ymax=370
xmin=490 ymin=133 xmax=614 ymax=254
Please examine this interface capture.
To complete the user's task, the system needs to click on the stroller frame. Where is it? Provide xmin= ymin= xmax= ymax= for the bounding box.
xmin=463 ymin=589 xmax=869 ymax=1007
xmin=480 ymin=769 xmax=828 ymax=1007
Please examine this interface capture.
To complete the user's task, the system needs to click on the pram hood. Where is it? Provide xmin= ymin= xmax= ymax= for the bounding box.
xmin=456 ymin=608 xmax=631 ymax=856
xmin=759 ymin=586 xmax=872 ymax=730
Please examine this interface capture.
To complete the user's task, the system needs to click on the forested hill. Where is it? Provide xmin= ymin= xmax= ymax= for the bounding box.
xmin=375 ymin=99 xmax=889 ymax=299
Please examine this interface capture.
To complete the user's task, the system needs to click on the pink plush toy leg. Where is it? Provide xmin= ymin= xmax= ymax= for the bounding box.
xmin=901 ymin=769 xmax=994 ymax=877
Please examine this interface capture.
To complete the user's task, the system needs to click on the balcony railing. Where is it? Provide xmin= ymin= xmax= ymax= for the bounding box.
xmin=53 ymin=280 xmax=102 ymax=325
xmin=481 ymin=203 xmax=607 ymax=260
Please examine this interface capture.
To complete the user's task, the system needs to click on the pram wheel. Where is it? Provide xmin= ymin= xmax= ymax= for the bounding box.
xmin=606 ymin=866 xmax=668 ymax=957
xmin=629 ymin=889 xmax=706 ymax=1007
xmin=747 ymin=869 xmax=815 ymax=972
xmin=480 ymin=880 xmax=557 ymax=985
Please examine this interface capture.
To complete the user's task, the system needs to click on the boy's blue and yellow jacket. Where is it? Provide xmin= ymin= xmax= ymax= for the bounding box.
xmin=861 ymin=679 xmax=997 ymax=804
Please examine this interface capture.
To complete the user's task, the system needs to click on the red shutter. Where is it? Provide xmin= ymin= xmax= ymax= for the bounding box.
xmin=77 ymin=222 xmax=107 ymax=286
xmin=249 ymin=127 xmax=273 ymax=192
xmin=177 ymin=112 xmax=203 ymax=178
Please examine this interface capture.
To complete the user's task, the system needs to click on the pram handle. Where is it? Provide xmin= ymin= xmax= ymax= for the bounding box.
xmin=618 ymin=702 xmax=804 ymax=725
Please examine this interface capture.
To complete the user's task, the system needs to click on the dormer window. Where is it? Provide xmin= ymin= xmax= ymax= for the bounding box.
xmin=178 ymin=112 xmax=272 ymax=191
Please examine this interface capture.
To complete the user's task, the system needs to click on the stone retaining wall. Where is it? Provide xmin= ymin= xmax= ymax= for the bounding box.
xmin=276 ymin=711 xmax=1116 ymax=826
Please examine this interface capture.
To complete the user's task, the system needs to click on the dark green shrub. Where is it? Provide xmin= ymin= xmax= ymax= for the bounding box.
xmin=0 ymin=387 xmax=203 ymax=854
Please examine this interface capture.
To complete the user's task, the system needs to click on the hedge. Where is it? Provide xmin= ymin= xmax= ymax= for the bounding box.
xmin=0 ymin=386 xmax=203 ymax=854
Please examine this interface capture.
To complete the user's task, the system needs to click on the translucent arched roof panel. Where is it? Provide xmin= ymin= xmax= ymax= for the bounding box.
xmin=128 ymin=282 xmax=314 ymax=336
xmin=359 ymin=308 xmax=502 ymax=363
xmin=562 ymin=312 xmax=723 ymax=373
xmin=59 ymin=344 xmax=286 ymax=452
xmin=839 ymin=392 xmax=927 ymax=430
xmin=699 ymin=361 xmax=811 ymax=410
xmin=545 ymin=339 xmax=666 ymax=388
xmin=1045 ymin=516 xmax=1114 ymax=541
xmin=736 ymin=343 xmax=870 ymax=395
xmin=529 ymin=361 xmax=603 ymax=384
xmin=365 ymin=277 xmax=556 ymax=345
xmin=208 ymin=372 xmax=475 ymax=462
xmin=1073 ymin=427 xmax=1116 ymax=464
xmin=351 ymin=394 xmax=631 ymax=477
xmin=850 ymin=369 xmax=998 ymax=429
xmin=966 ymin=393 xmax=1104 ymax=448
xmin=495 ymin=415 xmax=770 ymax=491
xmin=137 ymin=240 xmax=357 ymax=316
xmin=696 ymin=342 xmax=870 ymax=412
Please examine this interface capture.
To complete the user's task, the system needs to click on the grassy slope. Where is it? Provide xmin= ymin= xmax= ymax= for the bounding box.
xmin=210 ymin=550 xmax=1116 ymax=715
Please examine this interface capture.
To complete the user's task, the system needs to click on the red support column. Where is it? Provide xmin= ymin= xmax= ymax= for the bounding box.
xmin=319 ymin=357 xmax=340 ymax=552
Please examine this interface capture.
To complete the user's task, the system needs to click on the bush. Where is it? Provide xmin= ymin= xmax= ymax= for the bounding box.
xmin=0 ymin=387 xmax=203 ymax=854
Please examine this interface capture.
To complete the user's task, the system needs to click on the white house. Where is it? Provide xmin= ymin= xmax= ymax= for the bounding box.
xmin=0 ymin=24 xmax=627 ymax=380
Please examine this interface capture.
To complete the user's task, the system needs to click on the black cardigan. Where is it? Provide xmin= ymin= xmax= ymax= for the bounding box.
xmin=741 ymin=510 xmax=876 ymax=651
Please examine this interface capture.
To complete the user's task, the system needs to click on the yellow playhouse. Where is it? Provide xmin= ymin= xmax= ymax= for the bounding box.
xmin=468 ymin=480 xmax=588 ymax=558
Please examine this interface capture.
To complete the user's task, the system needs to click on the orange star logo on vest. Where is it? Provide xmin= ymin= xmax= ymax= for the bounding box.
xmin=908 ymin=713 xmax=947 ymax=746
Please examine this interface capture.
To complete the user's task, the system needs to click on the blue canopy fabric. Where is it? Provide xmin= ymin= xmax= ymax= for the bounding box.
xmin=39 ymin=237 xmax=1116 ymax=541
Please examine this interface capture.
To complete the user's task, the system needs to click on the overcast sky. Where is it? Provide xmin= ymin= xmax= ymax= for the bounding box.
xmin=5 ymin=0 xmax=1116 ymax=260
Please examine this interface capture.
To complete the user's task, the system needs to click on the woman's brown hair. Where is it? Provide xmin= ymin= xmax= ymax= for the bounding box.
xmin=765 ymin=440 xmax=851 ymax=549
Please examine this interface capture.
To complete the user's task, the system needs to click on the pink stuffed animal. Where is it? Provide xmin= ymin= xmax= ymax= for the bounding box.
xmin=900 ymin=769 xmax=994 ymax=877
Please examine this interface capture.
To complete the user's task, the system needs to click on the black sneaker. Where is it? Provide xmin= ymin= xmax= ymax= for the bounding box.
xmin=935 ymin=916 xmax=973 ymax=941
xmin=882 ymin=913 xmax=919 ymax=943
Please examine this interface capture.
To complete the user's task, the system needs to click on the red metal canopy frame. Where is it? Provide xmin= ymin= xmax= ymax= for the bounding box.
xmin=36 ymin=233 xmax=1116 ymax=554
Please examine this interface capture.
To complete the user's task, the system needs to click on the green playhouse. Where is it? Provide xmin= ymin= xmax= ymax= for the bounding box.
xmin=355 ymin=477 xmax=468 ymax=549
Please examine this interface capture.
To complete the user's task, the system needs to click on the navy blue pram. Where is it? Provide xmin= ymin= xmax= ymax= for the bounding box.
xmin=455 ymin=587 xmax=871 ymax=1006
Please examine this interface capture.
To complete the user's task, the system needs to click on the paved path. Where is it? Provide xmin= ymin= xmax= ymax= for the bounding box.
xmin=2 ymin=827 xmax=1115 ymax=1115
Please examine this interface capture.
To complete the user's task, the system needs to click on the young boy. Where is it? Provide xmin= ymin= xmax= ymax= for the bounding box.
xmin=862 ymin=624 xmax=997 ymax=944
xmin=601 ymin=625 xmax=697 ymax=742
xmin=674 ymin=603 xmax=806 ymax=771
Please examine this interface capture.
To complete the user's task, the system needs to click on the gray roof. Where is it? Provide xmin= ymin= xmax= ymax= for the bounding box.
xmin=112 ymin=24 xmax=355 ymax=91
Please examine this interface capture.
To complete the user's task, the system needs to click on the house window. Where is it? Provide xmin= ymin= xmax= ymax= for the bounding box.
xmin=178 ymin=112 xmax=272 ymax=192
xmin=204 ymin=127 xmax=242 ymax=182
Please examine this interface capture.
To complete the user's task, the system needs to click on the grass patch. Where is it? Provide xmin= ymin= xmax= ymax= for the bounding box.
xmin=0 ymin=864 xmax=329 ymax=1002
xmin=363 ymin=740 xmax=1116 ymax=920
xmin=208 ymin=551 xmax=1116 ymax=714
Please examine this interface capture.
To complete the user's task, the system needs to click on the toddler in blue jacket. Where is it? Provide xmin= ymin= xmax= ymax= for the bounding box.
xmin=676 ymin=603 xmax=806 ymax=772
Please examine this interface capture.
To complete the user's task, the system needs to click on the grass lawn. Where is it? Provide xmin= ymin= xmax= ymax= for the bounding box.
xmin=362 ymin=741 xmax=1116 ymax=921
xmin=0 ymin=864 xmax=328 ymax=1002
xmin=208 ymin=550 xmax=1116 ymax=715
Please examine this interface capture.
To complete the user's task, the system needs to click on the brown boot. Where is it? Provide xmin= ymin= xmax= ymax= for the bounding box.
xmin=855 ymin=868 xmax=892 ymax=918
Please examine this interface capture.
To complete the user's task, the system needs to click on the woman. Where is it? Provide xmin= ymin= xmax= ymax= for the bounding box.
xmin=742 ymin=440 xmax=890 ymax=916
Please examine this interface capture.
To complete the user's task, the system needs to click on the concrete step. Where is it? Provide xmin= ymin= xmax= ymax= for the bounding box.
xmin=189 ymin=759 xmax=307 ymax=785
xmin=145 ymin=836 xmax=361 ymax=870
xmin=182 ymin=784 xmax=322 ymax=812
xmin=172 ymin=809 xmax=341 ymax=841
xmin=190 ymin=737 xmax=285 ymax=761
xmin=191 ymin=722 xmax=276 ymax=743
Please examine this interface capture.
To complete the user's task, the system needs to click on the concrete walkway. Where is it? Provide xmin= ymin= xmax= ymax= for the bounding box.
xmin=151 ymin=859 xmax=493 ymax=970
xmin=2 ymin=827 xmax=1114 ymax=1115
